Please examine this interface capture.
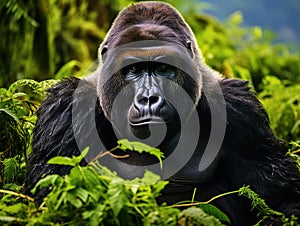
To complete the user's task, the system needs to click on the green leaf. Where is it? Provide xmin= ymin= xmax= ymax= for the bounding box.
xmin=118 ymin=139 xmax=158 ymax=154
xmin=77 ymin=147 xmax=90 ymax=163
xmin=82 ymin=204 xmax=105 ymax=224
xmin=54 ymin=60 xmax=81 ymax=79
xmin=47 ymin=147 xmax=89 ymax=166
xmin=3 ymin=157 xmax=18 ymax=183
xmin=67 ymin=192 xmax=83 ymax=208
xmin=227 ymin=11 xmax=243 ymax=25
xmin=82 ymin=167 xmax=104 ymax=188
xmin=31 ymin=174 xmax=62 ymax=194
xmin=54 ymin=192 xmax=67 ymax=211
xmin=0 ymin=203 xmax=25 ymax=215
xmin=8 ymin=79 xmax=40 ymax=93
xmin=117 ymin=139 xmax=165 ymax=168
xmin=74 ymin=187 xmax=89 ymax=203
xmin=253 ymin=26 xmax=263 ymax=39
xmin=141 ymin=170 xmax=161 ymax=185
xmin=68 ymin=167 xmax=84 ymax=186
xmin=44 ymin=183 xmax=68 ymax=211
xmin=117 ymin=139 xmax=134 ymax=151
xmin=0 ymin=108 xmax=19 ymax=123
xmin=47 ymin=156 xmax=76 ymax=166
xmin=144 ymin=207 xmax=180 ymax=226
xmin=198 ymin=203 xmax=231 ymax=224
xmin=178 ymin=207 xmax=224 ymax=226
xmin=12 ymin=92 xmax=27 ymax=101
xmin=107 ymin=180 xmax=129 ymax=216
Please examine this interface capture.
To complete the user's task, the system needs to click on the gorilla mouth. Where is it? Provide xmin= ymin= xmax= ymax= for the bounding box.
xmin=129 ymin=116 xmax=172 ymax=126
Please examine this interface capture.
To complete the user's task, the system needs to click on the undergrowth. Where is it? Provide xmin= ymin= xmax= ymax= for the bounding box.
xmin=0 ymin=141 xmax=298 ymax=225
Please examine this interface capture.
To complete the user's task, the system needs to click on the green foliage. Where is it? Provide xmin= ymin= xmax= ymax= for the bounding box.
xmin=0 ymin=148 xmax=170 ymax=225
xmin=0 ymin=0 xmax=123 ymax=86
xmin=239 ymin=186 xmax=299 ymax=225
xmin=197 ymin=204 xmax=231 ymax=224
xmin=287 ymin=141 xmax=300 ymax=172
xmin=189 ymin=10 xmax=300 ymax=90
xmin=239 ymin=186 xmax=283 ymax=217
xmin=0 ymin=0 xmax=38 ymax=26
xmin=258 ymin=76 xmax=300 ymax=140
xmin=47 ymin=147 xmax=90 ymax=167
xmin=28 ymin=142 xmax=167 ymax=225
xmin=3 ymin=157 xmax=18 ymax=184
xmin=143 ymin=207 xmax=180 ymax=226
xmin=178 ymin=207 xmax=223 ymax=226
xmin=0 ymin=79 xmax=58 ymax=188
xmin=0 ymin=148 xmax=299 ymax=225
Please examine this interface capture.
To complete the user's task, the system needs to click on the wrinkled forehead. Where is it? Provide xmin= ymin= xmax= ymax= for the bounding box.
xmin=101 ymin=40 xmax=195 ymax=75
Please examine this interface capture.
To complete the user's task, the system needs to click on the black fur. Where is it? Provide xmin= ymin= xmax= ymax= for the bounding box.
xmin=25 ymin=2 xmax=300 ymax=225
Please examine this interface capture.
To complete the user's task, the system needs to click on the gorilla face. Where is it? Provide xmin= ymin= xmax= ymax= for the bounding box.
xmin=126 ymin=62 xmax=176 ymax=125
xmin=125 ymin=61 xmax=179 ymax=139
xmin=97 ymin=41 xmax=200 ymax=152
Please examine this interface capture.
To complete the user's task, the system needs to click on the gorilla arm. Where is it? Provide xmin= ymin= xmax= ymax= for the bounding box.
xmin=219 ymin=78 xmax=300 ymax=219
xmin=24 ymin=77 xmax=114 ymax=202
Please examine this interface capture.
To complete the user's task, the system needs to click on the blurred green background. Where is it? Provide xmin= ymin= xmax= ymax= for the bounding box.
xmin=0 ymin=0 xmax=300 ymax=141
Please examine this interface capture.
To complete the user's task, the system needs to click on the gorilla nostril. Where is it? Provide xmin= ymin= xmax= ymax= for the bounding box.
xmin=149 ymin=96 xmax=159 ymax=105
xmin=136 ymin=95 xmax=162 ymax=107
xmin=137 ymin=95 xmax=149 ymax=105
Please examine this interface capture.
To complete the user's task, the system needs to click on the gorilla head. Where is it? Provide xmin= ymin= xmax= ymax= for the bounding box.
xmin=86 ymin=2 xmax=195 ymax=158
xmin=70 ymin=1 xmax=230 ymax=184
xmin=97 ymin=3 xmax=203 ymax=130
xmin=81 ymin=2 xmax=227 ymax=178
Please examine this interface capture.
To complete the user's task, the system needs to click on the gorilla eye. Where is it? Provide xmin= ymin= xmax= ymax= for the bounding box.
xmin=123 ymin=63 xmax=142 ymax=76
xmin=154 ymin=63 xmax=175 ymax=78
xmin=126 ymin=64 xmax=142 ymax=74
xmin=123 ymin=63 xmax=144 ymax=81
xmin=130 ymin=65 xmax=140 ymax=73
xmin=157 ymin=64 xmax=167 ymax=73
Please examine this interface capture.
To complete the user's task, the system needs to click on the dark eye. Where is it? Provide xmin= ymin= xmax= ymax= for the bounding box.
xmin=124 ymin=63 xmax=143 ymax=81
xmin=123 ymin=63 xmax=142 ymax=75
xmin=154 ymin=63 xmax=175 ymax=78
xmin=127 ymin=64 xmax=141 ymax=74
xmin=130 ymin=65 xmax=139 ymax=73
xmin=157 ymin=64 xmax=168 ymax=73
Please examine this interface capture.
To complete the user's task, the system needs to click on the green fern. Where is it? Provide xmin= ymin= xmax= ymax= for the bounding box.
xmin=3 ymin=157 xmax=18 ymax=184
xmin=239 ymin=186 xmax=283 ymax=217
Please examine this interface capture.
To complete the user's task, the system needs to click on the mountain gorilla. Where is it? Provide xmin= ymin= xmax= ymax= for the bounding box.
xmin=25 ymin=2 xmax=300 ymax=225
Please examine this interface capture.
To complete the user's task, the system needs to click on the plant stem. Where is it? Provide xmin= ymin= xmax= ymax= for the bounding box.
xmin=0 ymin=189 xmax=34 ymax=202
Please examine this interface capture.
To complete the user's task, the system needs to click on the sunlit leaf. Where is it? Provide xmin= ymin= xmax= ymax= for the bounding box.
xmin=117 ymin=139 xmax=164 ymax=168
xmin=198 ymin=203 xmax=231 ymax=224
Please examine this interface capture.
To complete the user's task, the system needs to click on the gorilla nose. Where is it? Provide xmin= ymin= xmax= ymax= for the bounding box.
xmin=137 ymin=94 xmax=160 ymax=106
xmin=135 ymin=93 xmax=164 ymax=115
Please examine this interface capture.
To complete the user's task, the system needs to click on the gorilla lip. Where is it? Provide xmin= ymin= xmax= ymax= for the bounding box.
xmin=129 ymin=116 xmax=171 ymax=126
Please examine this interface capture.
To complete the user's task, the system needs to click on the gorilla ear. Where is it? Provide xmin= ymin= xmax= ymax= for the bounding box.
xmin=186 ymin=40 xmax=194 ymax=58
xmin=101 ymin=45 xmax=108 ymax=62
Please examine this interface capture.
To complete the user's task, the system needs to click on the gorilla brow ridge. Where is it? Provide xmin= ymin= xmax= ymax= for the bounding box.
xmin=113 ymin=24 xmax=183 ymax=47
